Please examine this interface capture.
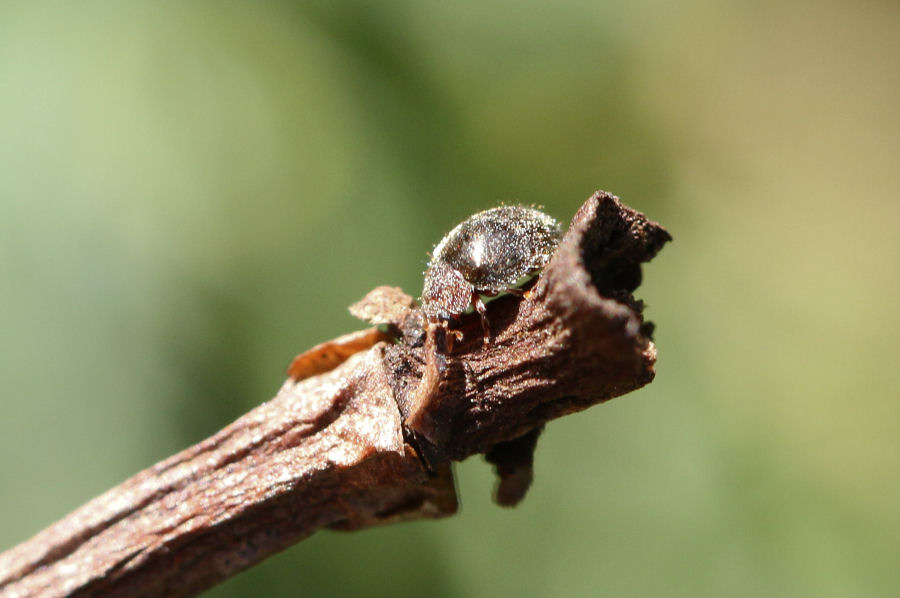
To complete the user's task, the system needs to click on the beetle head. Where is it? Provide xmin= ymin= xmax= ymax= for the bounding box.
xmin=422 ymin=261 xmax=473 ymax=322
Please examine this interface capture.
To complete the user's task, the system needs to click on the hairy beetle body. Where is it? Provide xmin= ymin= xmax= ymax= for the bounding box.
xmin=422 ymin=205 xmax=562 ymax=344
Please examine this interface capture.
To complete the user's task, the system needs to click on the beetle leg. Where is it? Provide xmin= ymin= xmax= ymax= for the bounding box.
xmin=437 ymin=319 xmax=464 ymax=352
xmin=472 ymin=292 xmax=490 ymax=344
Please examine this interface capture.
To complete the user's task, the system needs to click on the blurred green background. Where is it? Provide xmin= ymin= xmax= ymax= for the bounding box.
xmin=1 ymin=1 xmax=898 ymax=596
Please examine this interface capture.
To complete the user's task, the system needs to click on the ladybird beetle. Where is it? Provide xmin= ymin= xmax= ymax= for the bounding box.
xmin=422 ymin=205 xmax=562 ymax=345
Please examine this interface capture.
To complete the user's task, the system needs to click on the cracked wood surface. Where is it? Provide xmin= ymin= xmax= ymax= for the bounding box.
xmin=0 ymin=191 xmax=670 ymax=598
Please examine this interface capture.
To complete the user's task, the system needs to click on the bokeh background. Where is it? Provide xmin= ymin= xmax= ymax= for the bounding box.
xmin=1 ymin=1 xmax=898 ymax=596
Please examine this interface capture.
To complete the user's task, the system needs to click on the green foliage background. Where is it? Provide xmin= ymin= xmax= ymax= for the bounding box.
xmin=1 ymin=1 xmax=897 ymax=596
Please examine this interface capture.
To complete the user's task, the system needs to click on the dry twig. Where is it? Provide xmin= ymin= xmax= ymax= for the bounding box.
xmin=0 ymin=191 xmax=670 ymax=598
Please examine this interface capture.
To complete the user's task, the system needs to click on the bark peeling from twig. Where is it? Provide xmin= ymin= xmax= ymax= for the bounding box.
xmin=0 ymin=191 xmax=670 ymax=598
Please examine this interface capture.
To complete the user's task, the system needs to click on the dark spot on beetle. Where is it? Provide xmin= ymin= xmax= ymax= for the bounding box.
xmin=422 ymin=205 xmax=562 ymax=345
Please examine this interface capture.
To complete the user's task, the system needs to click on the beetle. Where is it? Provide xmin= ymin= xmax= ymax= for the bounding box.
xmin=421 ymin=205 xmax=562 ymax=346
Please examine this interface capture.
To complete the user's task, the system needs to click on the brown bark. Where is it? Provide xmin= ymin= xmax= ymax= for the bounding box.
xmin=0 ymin=191 xmax=670 ymax=598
